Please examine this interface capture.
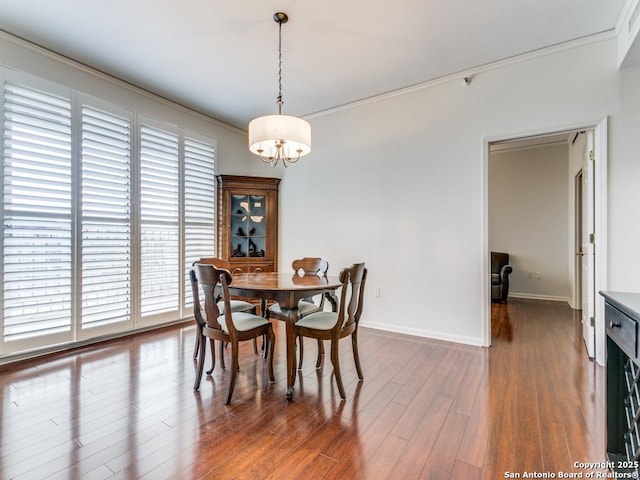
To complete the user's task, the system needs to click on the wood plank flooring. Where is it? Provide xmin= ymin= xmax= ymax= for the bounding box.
xmin=0 ymin=298 xmax=605 ymax=479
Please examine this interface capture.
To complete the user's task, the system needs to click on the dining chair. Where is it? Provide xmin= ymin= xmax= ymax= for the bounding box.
xmin=295 ymin=262 xmax=367 ymax=400
xmin=267 ymin=257 xmax=329 ymax=365
xmin=192 ymin=257 xmax=259 ymax=360
xmin=267 ymin=257 xmax=329 ymax=319
xmin=192 ymin=263 xmax=275 ymax=404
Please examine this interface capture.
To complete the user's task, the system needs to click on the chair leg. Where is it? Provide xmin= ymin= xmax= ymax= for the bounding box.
xmin=220 ymin=340 xmax=226 ymax=370
xmin=192 ymin=327 xmax=200 ymax=359
xmin=193 ymin=333 xmax=207 ymax=391
xmin=315 ymin=339 xmax=324 ymax=368
xmin=352 ymin=332 xmax=363 ymax=380
xmin=225 ymin=342 xmax=239 ymax=405
xmin=206 ymin=338 xmax=216 ymax=375
xmin=330 ymin=339 xmax=346 ymax=399
xmin=298 ymin=335 xmax=304 ymax=369
xmin=253 ymin=337 xmax=258 ymax=355
xmin=266 ymin=329 xmax=275 ymax=382
xmin=262 ymin=334 xmax=268 ymax=360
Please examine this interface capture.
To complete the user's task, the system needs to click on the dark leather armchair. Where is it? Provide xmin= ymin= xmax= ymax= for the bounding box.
xmin=491 ymin=252 xmax=513 ymax=303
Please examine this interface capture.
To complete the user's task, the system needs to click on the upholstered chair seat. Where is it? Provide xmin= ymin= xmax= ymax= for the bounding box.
xmin=295 ymin=311 xmax=339 ymax=331
xmin=216 ymin=311 xmax=272 ymax=333
xmin=268 ymin=300 xmax=319 ymax=318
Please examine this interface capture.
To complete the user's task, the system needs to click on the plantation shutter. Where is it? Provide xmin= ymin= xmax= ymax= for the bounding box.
xmin=140 ymin=124 xmax=179 ymax=316
xmin=183 ymin=136 xmax=215 ymax=307
xmin=2 ymin=82 xmax=73 ymax=343
xmin=80 ymin=105 xmax=132 ymax=329
xmin=0 ymin=68 xmax=219 ymax=356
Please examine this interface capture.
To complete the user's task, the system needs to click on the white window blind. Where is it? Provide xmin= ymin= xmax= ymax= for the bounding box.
xmin=1 ymin=68 xmax=218 ymax=357
xmin=2 ymin=82 xmax=73 ymax=342
xmin=80 ymin=105 xmax=131 ymax=329
xmin=140 ymin=124 xmax=179 ymax=316
xmin=183 ymin=137 xmax=215 ymax=307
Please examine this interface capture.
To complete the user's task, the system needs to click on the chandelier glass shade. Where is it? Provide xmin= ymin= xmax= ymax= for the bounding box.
xmin=248 ymin=12 xmax=311 ymax=167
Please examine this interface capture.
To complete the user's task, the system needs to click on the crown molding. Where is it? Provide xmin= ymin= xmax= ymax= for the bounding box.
xmin=305 ymin=30 xmax=617 ymax=121
xmin=0 ymin=29 xmax=245 ymax=135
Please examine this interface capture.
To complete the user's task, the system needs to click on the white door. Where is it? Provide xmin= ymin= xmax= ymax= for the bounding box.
xmin=581 ymin=131 xmax=596 ymax=358
xmin=575 ymin=171 xmax=583 ymax=311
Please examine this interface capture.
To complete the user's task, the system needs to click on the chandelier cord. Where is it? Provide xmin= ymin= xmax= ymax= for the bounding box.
xmin=277 ymin=18 xmax=283 ymax=115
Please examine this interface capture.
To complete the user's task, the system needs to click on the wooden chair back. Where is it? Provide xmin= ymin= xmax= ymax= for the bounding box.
xmin=194 ymin=263 xmax=236 ymax=335
xmin=292 ymin=257 xmax=329 ymax=276
xmin=197 ymin=257 xmax=231 ymax=270
xmin=291 ymin=257 xmax=329 ymax=309
xmin=335 ymin=263 xmax=367 ymax=333
xmin=195 ymin=257 xmax=234 ymax=302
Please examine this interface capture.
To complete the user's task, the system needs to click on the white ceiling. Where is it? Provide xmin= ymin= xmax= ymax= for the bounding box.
xmin=0 ymin=0 xmax=627 ymax=130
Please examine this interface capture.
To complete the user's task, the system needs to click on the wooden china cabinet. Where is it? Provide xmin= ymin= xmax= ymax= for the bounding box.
xmin=216 ymin=175 xmax=279 ymax=274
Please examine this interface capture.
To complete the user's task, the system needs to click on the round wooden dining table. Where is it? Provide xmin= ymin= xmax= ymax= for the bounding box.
xmin=226 ymin=271 xmax=342 ymax=399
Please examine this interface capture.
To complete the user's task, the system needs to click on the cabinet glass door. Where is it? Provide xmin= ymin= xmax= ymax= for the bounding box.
xmin=230 ymin=194 xmax=266 ymax=257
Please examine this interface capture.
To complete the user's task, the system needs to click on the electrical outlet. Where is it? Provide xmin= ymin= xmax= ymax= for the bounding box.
xmin=535 ymin=272 xmax=541 ymax=279
xmin=375 ymin=287 xmax=381 ymax=298
xmin=528 ymin=272 xmax=533 ymax=279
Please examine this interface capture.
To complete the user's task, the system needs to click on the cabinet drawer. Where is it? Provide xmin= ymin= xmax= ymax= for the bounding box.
xmin=228 ymin=263 xmax=274 ymax=274
xmin=607 ymin=303 xmax=638 ymax=360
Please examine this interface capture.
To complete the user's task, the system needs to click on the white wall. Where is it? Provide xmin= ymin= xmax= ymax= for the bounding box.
xmin=279 ymin=36 xmax=640 ymax=346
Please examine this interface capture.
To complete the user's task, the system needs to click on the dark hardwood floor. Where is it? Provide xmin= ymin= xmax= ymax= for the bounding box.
xmin=0 ymin=299 xmax=605 ymax=479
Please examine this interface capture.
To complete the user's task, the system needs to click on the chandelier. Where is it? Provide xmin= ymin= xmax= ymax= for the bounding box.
xmin=248 ymin=12 xmax=311 ymax=167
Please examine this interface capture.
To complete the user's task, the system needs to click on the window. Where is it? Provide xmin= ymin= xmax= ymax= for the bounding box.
xmin=140 ymin=124 xmax=180 ymax=319
xmin=1 ymin=70 xmax=216 ymax=356
xmin=183 ymin=136 xmax=216 ymax=307
xmin=81 ymin=105 xmax=132 ymax=330
xmin=2 ymin=82 xmax=73 ymax=349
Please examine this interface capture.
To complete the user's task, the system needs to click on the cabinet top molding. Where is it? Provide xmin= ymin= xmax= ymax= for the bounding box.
xmin=216 ymin=175 xmax=280 ymax=190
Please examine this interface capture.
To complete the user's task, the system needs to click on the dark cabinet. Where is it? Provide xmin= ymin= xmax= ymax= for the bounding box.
xmin=602 ymin=291 xmax=640 ymax=476
xmin=216 ymin=175 xmax=279 ymax=274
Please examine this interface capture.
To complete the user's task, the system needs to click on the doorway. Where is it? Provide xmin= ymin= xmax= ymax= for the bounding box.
xmin=484 ymin=119 xmax=607 ymax=365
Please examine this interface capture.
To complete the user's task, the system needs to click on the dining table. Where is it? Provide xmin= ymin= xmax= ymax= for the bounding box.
xmin=226 ymin=271 xmax=342 ymax=400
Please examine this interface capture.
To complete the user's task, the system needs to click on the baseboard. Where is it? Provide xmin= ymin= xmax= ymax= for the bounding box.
xmin=508 ymin=292 xmax=572 ymax=305
xmin=0 ymin=318 xmax=192 ymax=367
xmin=360 ymin=320 xmax=485 ymax=347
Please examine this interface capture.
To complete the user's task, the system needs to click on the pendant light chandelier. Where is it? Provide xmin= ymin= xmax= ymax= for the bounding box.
xmin=248 ymin=12 xmax=311 ymax=167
